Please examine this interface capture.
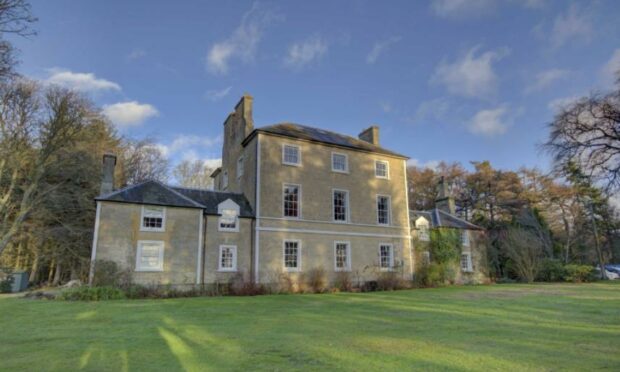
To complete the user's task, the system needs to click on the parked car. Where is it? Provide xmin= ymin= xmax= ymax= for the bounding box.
xmin=594 ymin=265 xmax=620 ymax=280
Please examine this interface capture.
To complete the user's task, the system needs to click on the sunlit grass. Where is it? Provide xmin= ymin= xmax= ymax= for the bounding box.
xmin=1 ymin=282 xmax=619 ymax=371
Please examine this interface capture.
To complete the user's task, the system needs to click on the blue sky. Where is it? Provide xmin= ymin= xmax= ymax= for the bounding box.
xmin=10 ymin=0 xmax=620 ymax=171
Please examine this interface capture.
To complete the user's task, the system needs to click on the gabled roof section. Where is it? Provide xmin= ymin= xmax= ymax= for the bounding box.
xmin=242 ymin=123 xmax=408 ymax=159
xmin=410 ymin=209 xmax=483 ymax=230
xmin=171 ymin=187 xmax=254 ymax=217
xmin=96 ymin=180 xmax=204 ymax=208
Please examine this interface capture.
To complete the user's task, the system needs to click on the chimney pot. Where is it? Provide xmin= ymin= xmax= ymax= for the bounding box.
xmin=358 ymin=125 xmax=380 ymax=146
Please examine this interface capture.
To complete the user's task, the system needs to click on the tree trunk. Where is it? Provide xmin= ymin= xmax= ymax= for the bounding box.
xmin=47 ymin=259 xmax=55 ymax=283
xmin=13 ymin=240 xmax=24 ymax=270
xmin=559 ymin=205 xmax=572 ymax=264
xmin=588 ymin=203 xmax=606 ymax=280
xmin=53 ymin=260 xmax=62 ymax=286
xmin=29 ymin=250 xmax=39 ymax=283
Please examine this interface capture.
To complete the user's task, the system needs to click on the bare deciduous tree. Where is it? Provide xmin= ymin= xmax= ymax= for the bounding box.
xmin=120 ymin=138 xmax=169 ymax=186
xmin=172 ymin=159 xmax=218 ymax=189
xmin=545 ymin=73 xmax=620 ymax=192
xmin=0 ymin=0 xmax=37 ymax=79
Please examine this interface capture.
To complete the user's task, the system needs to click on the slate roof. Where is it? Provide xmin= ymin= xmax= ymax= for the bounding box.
xmin=242 ymin=123 xmax=408 ymax=159
xmin=410 ymin=208 xmax=483 ymax=230
xmin=96 ymin=180 xmax=254 ymax=217
xmin=171 ymin=187 xmax=254 ymax=217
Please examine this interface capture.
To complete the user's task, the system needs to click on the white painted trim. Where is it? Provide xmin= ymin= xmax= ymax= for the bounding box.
xmin=254 ymin=134 xmax=262 ymax=283
xmin=331 ymin=152 xmax=349 ymax=173
xmin=258 ymin=216 xmax=409 ymax=230
xmin=333 ymin=241 xmax=351 ymax=272
xmin=283 ymin=239 xmax=302 ymax=272
xmin=282 ymin=182 xmax=302 ymax=219
xmin=379 ymin=243 xmax=394 ymax=271
xmin=461 ymin=230 xmax=470 ymax=247
xmin=140 ymin=205 xmax=166 ymax=232
xmin=88 ymin=202 xmax=102 ymax=285
xmin=257 ymin=226 xmax=411 ymax=239
xmin=135 ymin=240 xmax=165 ymax=272
xmin=332 ymin=188 xmax=350 ymax=223
xmin=218 ymin=245 xmax=238 ymax=272
xmin=403 ymin=159 xmax=413 ymax=277
xmin=415 ymin=216 xmax=430 ymax=241
xmin=196 ymin=211 xmax=204 ymax=284
xmin=375 ymin=160 xmax=390 ymax=179
xmin=281 ymin=143 xmax=301 ymax=167
xmin=376 ymin=194 xmax=392 ymax=226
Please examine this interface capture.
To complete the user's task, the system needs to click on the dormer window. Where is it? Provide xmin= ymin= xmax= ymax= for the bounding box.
xmin=282 ymin=144 xmax=301 ymax=166
xmin=141 ymin=206 xmax=165 ymax=232
xmin=218 ymin=199 xmax=240 ymax=232
xmin=375 ymin=160 xmax=389 ymax=179
xmin=415 ymin=217 xmax=430 ymax=241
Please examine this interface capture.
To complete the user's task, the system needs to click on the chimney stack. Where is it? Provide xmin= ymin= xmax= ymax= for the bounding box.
xmin=234 ymin=93 xmax=254 ymax=138
xmin=100 ymin=153 xmax=116 ymax=196
xmin=358 ymin=125 xmax=380 ymax=146
xmin=435 ymin=176 xmax=456 ymax=215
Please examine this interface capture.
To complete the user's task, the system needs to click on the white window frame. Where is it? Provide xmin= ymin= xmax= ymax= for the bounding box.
xmin=376 ymin=194 xmax=392 ymax=226
xmin=282 ymin=144 xmax=301 ymax=166
xmin=375 ymin=160 xmax=389 ymax=179
xmin=379 ymin=243 xmax=394 ymax=271
xmin=332 ymin=188 xmax=350 ymax=223
xmin=135 ymin=240 xmax=164 ymax=272
xmin=222 ymin=171 xmax=229 ymax=190
xmin=334 ymin=241 xmax=351 ymax=272
xmin=140 ymin=206 xmax=166 ymax=232
xmin=218 ymin=245 xmax=237 ymax=272
xmin=461 ymin=230 xmax=470 ymax=247
xmin=218 ymin=209 xmax=239 ymax=232
xmin=282 ymin=183 xmax=302 ymax=219
xmin=237 ymin=156 xmax=244 ymax=179
xmin=461 ymin=252 xmax=473 ymax=272
xmin=283 ymin=239 xmax=302 ymax=272
xmin=416 ymin=217 xmax=430 ymax=241
xmin=421 ymin=251 xmax=431 ymax=266
xmin=331 ymin=152 xmax=349 ymax=173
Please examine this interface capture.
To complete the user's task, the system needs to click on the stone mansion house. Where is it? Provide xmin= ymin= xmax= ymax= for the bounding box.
xmin=89 ymin=95 xmax=487 ymax=288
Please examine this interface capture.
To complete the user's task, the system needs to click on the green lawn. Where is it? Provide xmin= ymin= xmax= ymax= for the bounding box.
xmin=1 ymin=283 xmax=619 ymax=371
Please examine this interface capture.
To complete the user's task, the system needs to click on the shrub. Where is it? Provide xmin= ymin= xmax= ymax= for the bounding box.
xmin=376 ymin=271 xmax=408 ymax=291
xmin=59 ymin=286 xmax=125 ymax=301
xmin=229 ymin=273 xmax=266 ymax=296
xmin=333 ymin=271 xmax=353 ymax=292
xmin=360 ymin=280 xmax=378 ymax=292
xmin=564 ymin=265 xmax=595 ymax=283
xmin=91 ymin=260 xmax=132 ymax=288
xmin=305 ymin=267 xmax=327 ymax=293
xmin=414 ymin=262 xmax=452 ymax=287
xmin=537 ymin=259 xmax=566 ymax=282
xmin=0 ymin=275 xmax=14 ymax=293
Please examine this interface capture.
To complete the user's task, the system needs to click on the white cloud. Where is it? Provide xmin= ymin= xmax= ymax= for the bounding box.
xmin=431 ymin=46 xmax=509 ymax=99
xmin=468 ymin=106 xmax=510 ymax=136
xmin=412 ymin=98 xmax=453 ymax=124
xmin=366 ymin=36 xmax=401 ymax=64
xmin=525 ymin=68 xmax=570 ymax=93
xmin=407 ymin=158 xmax=440 ymax=170
xmin=206 ymin=2 xmax=280 ymax=75
xmin=284 ymin=36 xmax=328 ymax=69
xmin=45 ymin=68 xmax=121 ymax=92
xmin=127 ymin=48 xmax=146 ymax=61
xmin=380 ymin=102 xmax=393 ymax=114
xmin=102 ymin=101 xmax=159 ymax=127
xmin=167 ymin=134 xmax=222 ymax=154
xmin=205 ymin=86 xmax=233 ymax=102
xmin=430 ymin=0 xmax=496 ymax=18
xmin=203 ymin=158 xmax=222 ymax=169
xmin=601 ymin=49 xmax=620 ymax=83
xmin=548 ymin=96 xmax=579 ymax=112
xmin=549 ymin=4 xmax=592 ymax=48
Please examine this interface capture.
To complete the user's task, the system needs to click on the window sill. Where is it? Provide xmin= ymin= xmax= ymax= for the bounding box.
xmin=140 ymin=228 xmax=165 ymax=233
xmin=218 ymin=228 xmax=239 ymax=233
xmin=332 ymin=220 xmax=350 ymax=224
xmin=217 ymin=269 xmax=237 ymax=273
xmin=332 ymin=169 xmax=349 ymax=174
xmin=375 ymin=176 xmax=389 ymax=180
xmin=282 ymin=162 xmax=301 ymax=167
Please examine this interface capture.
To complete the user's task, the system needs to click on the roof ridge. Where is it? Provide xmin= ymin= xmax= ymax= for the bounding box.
xmin=95 ymin=179 xmax=153 ymax=200
xmin=152 ymin=180 xmax=205 ymax=208
xmin=171 ymin=185 xmax=245 ymax=195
